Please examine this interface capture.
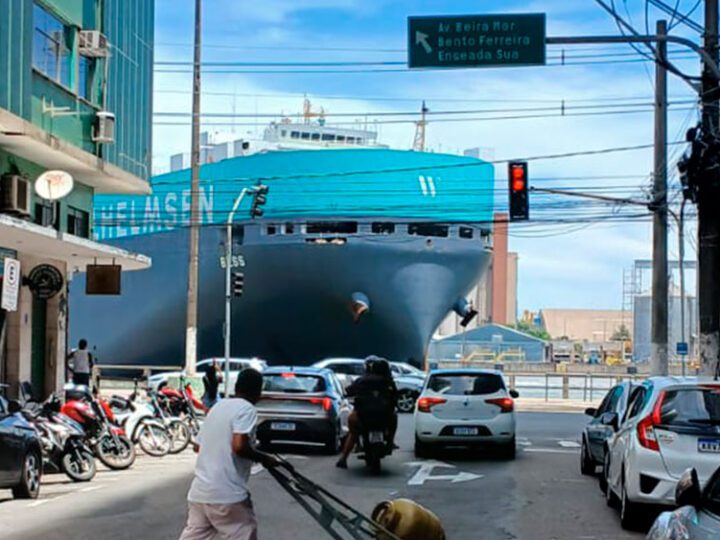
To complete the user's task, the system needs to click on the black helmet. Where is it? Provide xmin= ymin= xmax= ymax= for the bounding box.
xmin=364 ymin=355 xmax=390 ymax=376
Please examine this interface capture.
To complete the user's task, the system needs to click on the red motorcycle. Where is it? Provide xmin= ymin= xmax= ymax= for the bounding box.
xmin=62 ymin=385 xmax=136 ymax=470
xmin=157 ymin=376 xmax=205 ymax=441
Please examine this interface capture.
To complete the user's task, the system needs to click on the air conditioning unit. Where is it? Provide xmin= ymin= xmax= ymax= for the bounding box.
xmin=92 ymin=111 xmax=115 ymax=144
xmin=0 ymin=174 xmax=31 ymax=217
xmin=79 ymin=30 xmax=109 ymax=57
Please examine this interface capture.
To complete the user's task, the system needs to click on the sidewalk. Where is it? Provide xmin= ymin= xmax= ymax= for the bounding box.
xmin=515 ymin=397 xmax=597 ymax=413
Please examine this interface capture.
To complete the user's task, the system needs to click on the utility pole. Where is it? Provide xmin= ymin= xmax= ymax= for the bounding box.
xmin=651 ymin=19 xmax=669 ymax=376
xmin=699 ymin=0 xmax=720 ymax=377
xmin=185 ymin=0 xmax=202 ymax=376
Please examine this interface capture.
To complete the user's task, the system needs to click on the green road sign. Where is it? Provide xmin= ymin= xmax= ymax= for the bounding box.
xmin=408 ymin=14 xmax=546 ymax=69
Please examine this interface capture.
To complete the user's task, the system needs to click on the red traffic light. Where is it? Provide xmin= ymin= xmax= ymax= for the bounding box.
xmin=510 ymin=164 xmax=526 ymax=192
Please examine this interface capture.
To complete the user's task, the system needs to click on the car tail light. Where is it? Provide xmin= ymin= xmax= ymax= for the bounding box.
xmin=637 ymin=390 xmax=666 ymax=452
xmin=485 ymin=397 xmax=514 ymax=413
xmin=281 ymin=372 xmax=295 ymax=378
xmin=308 ymin=397 xmax=333 ymax=412
xmin=417 ymin=397 xmax=447 ymax=413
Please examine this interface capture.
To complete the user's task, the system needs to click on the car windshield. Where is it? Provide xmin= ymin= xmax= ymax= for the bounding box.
xmin=263 ymin=374 xmax=326 ymax=394
xmin=660 ymin=387 xmax=720 ymax=429
xmin=427 ymin=373 xmax=504 ymax=396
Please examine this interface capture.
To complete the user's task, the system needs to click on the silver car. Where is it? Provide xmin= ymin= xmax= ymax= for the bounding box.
xmin=647 ymin=467 xmax=720 ymax=540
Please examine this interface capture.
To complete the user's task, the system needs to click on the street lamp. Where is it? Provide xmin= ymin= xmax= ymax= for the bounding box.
xmin=223 ymin=185 xmax=268 ymax=397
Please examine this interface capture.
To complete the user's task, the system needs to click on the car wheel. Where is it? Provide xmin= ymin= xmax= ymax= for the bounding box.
xmin=324 ymin=424 xmax=342 ymax=455
xmin=414 ymin=436 xmax=433 ymax=458
xmin=12 ymin=450 xmax=42 ymax=499
xmin=396 ymin=390 xmax=416 ymax=413
xmin=580 ymin=438 xmax=594 ymax=476
xmin=499 ymin=437 xmax=516 ymax=460
xmin=619 ymin=474 xmax=641 ymax=530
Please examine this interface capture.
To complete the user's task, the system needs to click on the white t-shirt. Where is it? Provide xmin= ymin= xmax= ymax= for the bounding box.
xmin=70 ymin=349 xmax=91 ymax=374
xmin=187 ymin=398 xmax=257 ymax=504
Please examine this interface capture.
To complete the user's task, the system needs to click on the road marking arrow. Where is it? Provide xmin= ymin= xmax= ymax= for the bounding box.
xmin=415 ymin=31 xmax=433 ymax=54
xmin=406 ymin=460 xmax=483 ymax=486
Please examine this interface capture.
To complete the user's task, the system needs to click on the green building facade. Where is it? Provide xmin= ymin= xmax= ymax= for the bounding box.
xmin=0 ymin=0 xmax=154 ymax=236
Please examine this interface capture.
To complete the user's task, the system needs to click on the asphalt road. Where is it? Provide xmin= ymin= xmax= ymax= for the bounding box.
xmin=1 ymin=412 xmax=647 ymax=540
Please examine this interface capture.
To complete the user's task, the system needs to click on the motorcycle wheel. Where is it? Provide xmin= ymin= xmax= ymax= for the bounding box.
xmin=167 ymin=420 xmax=191 ymax=454
xmin=95 ymin=434 xmax=136 ymax=470
xmin=62 ymin=449 xmax=96 ymax=482
xmin=137 ymin=424 xmax=171 ymax=457
xmin=186 ymin=417 xmax=202 ymax=443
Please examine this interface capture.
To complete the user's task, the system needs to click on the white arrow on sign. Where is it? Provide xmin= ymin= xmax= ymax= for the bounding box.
xmin=415 ymin=31 xmax=433 ymax=54
xmin=406 ymin=460 xmax=483 ymax=486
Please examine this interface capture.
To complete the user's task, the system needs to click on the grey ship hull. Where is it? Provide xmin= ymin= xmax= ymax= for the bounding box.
xmin=70 ymin=221 xmax=492 ymax=366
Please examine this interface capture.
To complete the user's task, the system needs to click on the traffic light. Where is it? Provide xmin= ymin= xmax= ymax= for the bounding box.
xmin=232 ymin=272 xmax=244 ymax=297
xmin=250 ymin=184 xmax=269 ymax=219
xmin=508 ymin=161 xmax=529 ymax=221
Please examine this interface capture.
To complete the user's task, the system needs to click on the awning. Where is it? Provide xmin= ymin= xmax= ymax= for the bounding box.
xmin=0 ymin=108 xmax=150 ymax=195
xmin=0 ymin=214 xmax=150 ymax=272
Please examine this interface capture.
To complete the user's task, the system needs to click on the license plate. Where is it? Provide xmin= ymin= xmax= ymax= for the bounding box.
xmin=698 ymin=438 xmax=720 ymax=453
xmin=271 ymin=422 xmax=296 ymax=431
xmin=368 ymin=431 xmax=384 ymax=443
xmin=453 ymin=427 xmax=479 ymax=436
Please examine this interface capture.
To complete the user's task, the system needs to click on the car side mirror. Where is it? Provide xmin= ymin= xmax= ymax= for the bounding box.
xmin=676 ymin=468 xmax=702 ymax=508
xmin=8 ymin=400 xmax=22 ymax=414
xmin=509 ymin=389 xmax=519 ymax=399
xmin=599 ymin=411 xmax=619 ymax=431
xmin=585 ymin=407 xmax=598 ymax=417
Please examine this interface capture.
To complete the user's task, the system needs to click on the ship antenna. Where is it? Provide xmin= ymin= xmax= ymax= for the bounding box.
xmin=413 ymin=101 xmax=429 ymax=152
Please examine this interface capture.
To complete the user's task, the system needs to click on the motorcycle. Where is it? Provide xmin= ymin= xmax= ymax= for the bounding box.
xmin=22 ymin=395 xmax=96 ymax=482
xmin=358 ymin=416 xmax=393 ymax=474
xmin=142 ymin=386 xmax=191 ymax=454
xmin=62 ymin=385 xmax=136 ymax=470
xmin=107 ymin=394 xmax=172 ymax=457
xmin=157 ymin=376 xmax=205 ymax=442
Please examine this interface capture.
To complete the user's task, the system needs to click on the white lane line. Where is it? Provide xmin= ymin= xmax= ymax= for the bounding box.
xmin=558 ymin=440 xmax=581 ymax=448
xmin=79 ymin=485 xmax=104 ymax=493
xmin=524 ymin=448 xmax=578 ymax=455
xmin=27 ymin=495 xmax=64 ymax=508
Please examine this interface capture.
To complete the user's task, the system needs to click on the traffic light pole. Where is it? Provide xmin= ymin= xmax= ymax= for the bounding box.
xmin=224 ymin=188 xmax=250 ymax=397
xmin=651 ymin=20 xmax=669 ymax=376
xmin=698 ymin=0 xmax=720 ymax=377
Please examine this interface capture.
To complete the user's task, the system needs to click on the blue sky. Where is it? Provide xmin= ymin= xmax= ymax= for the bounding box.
xmin=152 ymin=0 xmax=702 ymax=314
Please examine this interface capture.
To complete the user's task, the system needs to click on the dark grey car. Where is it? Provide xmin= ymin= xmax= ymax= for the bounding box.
xmin=580 ymin=381 xmax=635 ymax=475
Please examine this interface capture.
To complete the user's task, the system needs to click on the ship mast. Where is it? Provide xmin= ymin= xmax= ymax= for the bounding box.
xmin=413 ymin=101 xmax=429 ymax=152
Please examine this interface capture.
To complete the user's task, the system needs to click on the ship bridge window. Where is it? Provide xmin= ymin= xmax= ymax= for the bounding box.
xmin=285 ymin=223 xmax=295 ymax=234
xmin=307 ymin=222 xmax=358 ymax=234
xmin=337 ymin=135 xmax=346 ymax=142
xmin=371 ymin=222 xmax=395 ymax=235
xmin=459 ymin=227 xmax=474 ymax=239
xmin=347 ymin=137 xmax=356 ymax=144
xmin=408 ymin=223 xmax=449 ymax=238
xmin=266 ymin=225 xmax=277 ymax=236
xmin=311 ymin=133 xmax=320 ymax=141
xmin=291 ymin=131 xmax=300 ymax=139
xmin=301 ymin=132 xmax=310 ymax=140
xmin=322 ymin=134 xmax=335 ymax=141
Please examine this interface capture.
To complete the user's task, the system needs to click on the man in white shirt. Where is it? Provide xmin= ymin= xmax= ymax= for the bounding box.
xmin=179 ymin=369 xmax=279 ymax=540
xmin=67 ymin=339 xmax=93 ymax=386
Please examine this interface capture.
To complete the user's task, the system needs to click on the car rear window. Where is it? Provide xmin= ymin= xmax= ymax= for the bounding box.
xmin=427 ymin=374 xmax=504 ymax=396
xmin=660 ymin=387 xmax=720 ymax=428
xmin=263 ymin=374 xmax=326 ymax=394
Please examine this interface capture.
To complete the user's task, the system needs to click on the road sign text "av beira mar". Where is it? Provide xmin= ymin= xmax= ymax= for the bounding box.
xmin=408 ymin=14 xmax=546 ymax=69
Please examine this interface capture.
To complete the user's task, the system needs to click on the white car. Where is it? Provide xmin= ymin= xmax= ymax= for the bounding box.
xmin=602 ymin=377 xmax=720 ymax=530
xmin=148 ymin=357 xmax=267 ymax=392
xmin=413 ymin=369 xmax=518 ymax=459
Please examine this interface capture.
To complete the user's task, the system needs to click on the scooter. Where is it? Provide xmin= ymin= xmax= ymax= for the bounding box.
xmin=108 ymin=395 xmax=171 ymax=457
xmin=62 ymin=385 xmax=136 ymax=470
xmin=358 ymin=416 xmax=393 ymax=474
xmin=22 ymin=395 xmax=96 ymax=482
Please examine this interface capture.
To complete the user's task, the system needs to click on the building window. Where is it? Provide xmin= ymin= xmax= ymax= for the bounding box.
xmin=321 ymin=134 xmax=335 ymax=141
xmin=285 ymin=223 xmax=295 ymax=234
xmin=32 ymin=3 xmax=72 ymax=88
xmin=300 ymin=132 xmax=310 ymax=140
xmin=311 ymin=133 xmax=320 ymax=141
xmin=266 ymin=225 xmax=277 ymax=236
xmin=67 ymin=207 xmax=90 ymax=238
xmin=35 ymin=201 xmax=59 ymax=230
xmin=78 ymin=56 xmax=96 ymax=102
xmin=291 ymin=131 xmax=300 ymax=139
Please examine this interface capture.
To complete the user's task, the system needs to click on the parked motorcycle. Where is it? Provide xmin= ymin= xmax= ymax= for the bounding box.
xmin=141 ymin=386 xmax=191 ymax=454
xmin=157 ymin=376 xmax=205 ymax=442
xmin=62 ymin=385 xmax=136 ymax=470
xmin=22 ymin=395 xmax=96 ymax=482
xmin=108 ymin=394 xmax=171 ymax=457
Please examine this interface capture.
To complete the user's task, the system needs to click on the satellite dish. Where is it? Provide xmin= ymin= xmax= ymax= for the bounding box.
xmin=35 ymin=170 xmax=74 ymax=201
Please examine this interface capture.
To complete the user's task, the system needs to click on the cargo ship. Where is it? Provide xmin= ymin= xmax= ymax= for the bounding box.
xmin=70 ymin=119 xmax=495 ymax=366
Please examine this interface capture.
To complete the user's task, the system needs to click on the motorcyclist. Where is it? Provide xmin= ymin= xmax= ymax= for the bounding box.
xmin=336 ymin=356 xmax=398 ymax=469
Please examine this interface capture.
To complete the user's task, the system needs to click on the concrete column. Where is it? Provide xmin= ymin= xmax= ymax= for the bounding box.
xmin=4 ymin=275 xmax=33 ymax=399
xmin=491 ymin=212 xmax=509 ymax=325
